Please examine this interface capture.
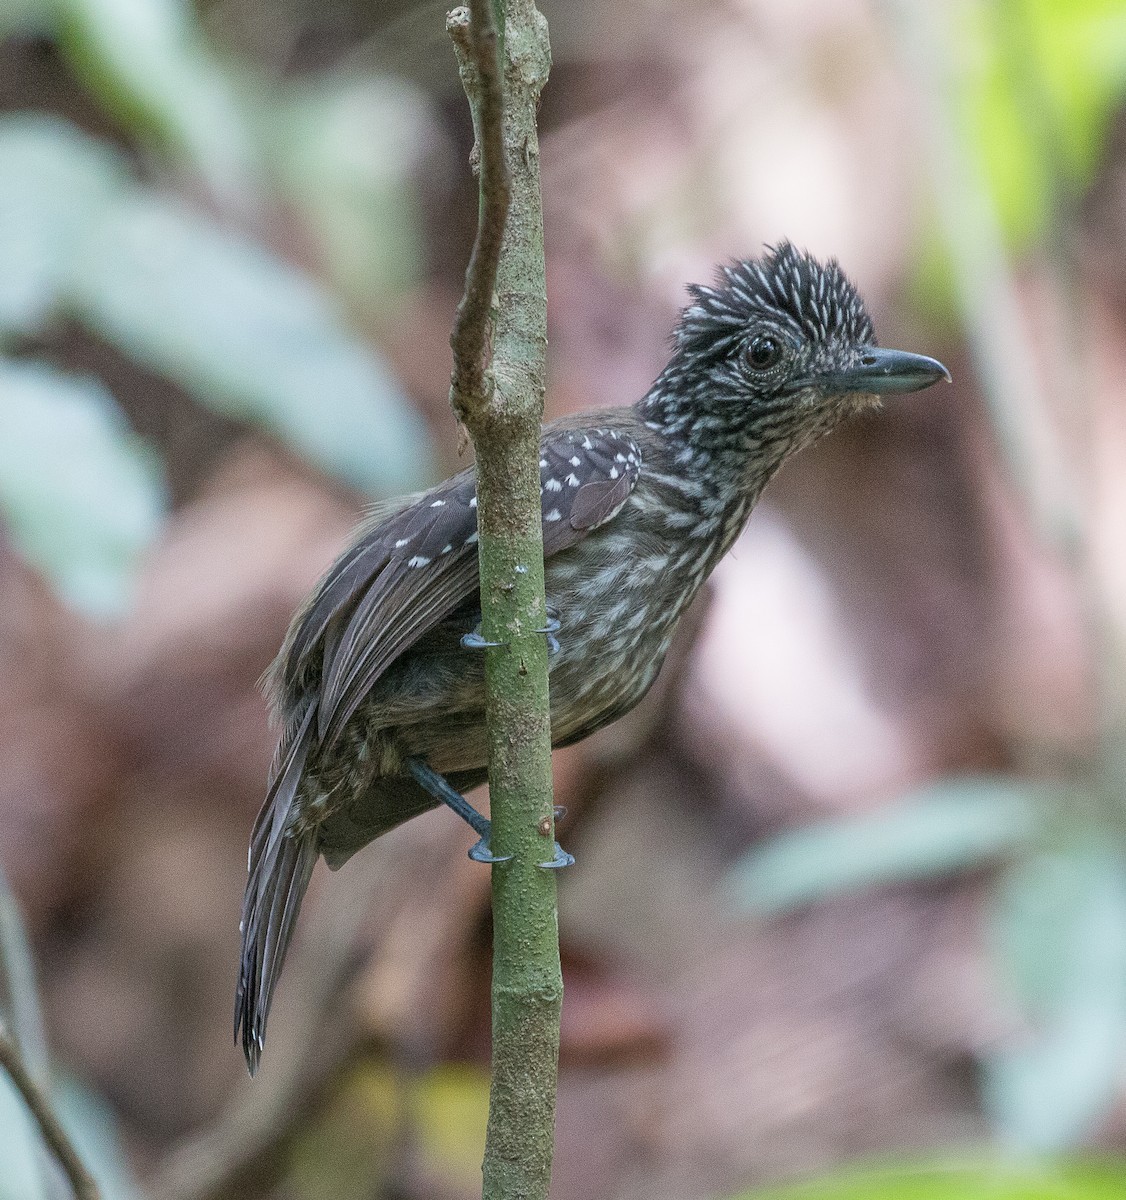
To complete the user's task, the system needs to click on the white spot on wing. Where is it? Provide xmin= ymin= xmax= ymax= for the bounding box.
xmin=407 ymin=555 xmax=431 ymax=567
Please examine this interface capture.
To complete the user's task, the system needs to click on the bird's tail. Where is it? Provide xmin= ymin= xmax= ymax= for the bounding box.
xmin=234 ymin=706 xmax=317 ymax=1075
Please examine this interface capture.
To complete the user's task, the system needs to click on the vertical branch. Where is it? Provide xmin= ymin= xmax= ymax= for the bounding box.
xmin=447 ymin=3 xmax=558 ymax=1199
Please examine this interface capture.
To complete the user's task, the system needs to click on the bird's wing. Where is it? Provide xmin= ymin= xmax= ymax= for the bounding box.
xmin=279 ymin=424 xmax=643 ymax=749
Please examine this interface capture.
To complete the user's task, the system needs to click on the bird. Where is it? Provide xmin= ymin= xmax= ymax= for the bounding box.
xmin=235 ymin=241 xmax=950 ymax=1073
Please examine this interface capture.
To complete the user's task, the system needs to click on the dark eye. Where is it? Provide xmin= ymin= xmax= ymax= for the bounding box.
xmin=747 ymin=334 xmax=784 ymax=371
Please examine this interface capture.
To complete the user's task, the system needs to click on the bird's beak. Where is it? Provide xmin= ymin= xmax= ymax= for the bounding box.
xmin=823 ymin=347 xmax=951 ymax=395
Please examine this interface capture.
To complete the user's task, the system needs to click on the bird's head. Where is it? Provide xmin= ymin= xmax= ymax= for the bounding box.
xmin=642 ymin=242 xmax=949 ymax=483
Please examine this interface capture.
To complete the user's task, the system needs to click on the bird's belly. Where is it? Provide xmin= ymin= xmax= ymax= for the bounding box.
xmin=540 ymin=538 xmax=691 ymax=743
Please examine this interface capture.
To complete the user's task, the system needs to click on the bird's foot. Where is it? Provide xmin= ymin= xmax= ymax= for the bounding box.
xmin=534 ymin=605 xmax=562 ymax=656
xmin=539 ymin=841 xmax=575 ymax=869
xmin=468 ymin=835 xmax=512 ymax=865
xmin=461 ymin=629 xmax=507 ymax=651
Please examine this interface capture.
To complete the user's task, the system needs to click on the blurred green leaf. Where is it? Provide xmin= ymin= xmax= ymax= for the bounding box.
xmin=57 ymin=0 xmax=259 ymax=207
xmin=0 ymin=1075 xmax=145 ymax=1200
xmin=0 ymin=360 xmax=166 ymax=618
xmin=68 ymin=193 xmax=435 ymax=494
xmin=726 ymin=777 xmax=1041 ymax=915
xmin=0 ymin=864 xmax=51 ymax=1200
xmin=274 ymin=75 xmax=434 ymax=309
xmin=290 ymin=1061 xmax=489 ymax=1200
xmin=68 ymin=194 xmax=432 ymax=494
xmin=731 ymin=1158 xmax=1126 ymax=1199
xmin=951 ymin=0 xmax=1126 ymax=250
xmin=984 ymin=845 xmax=1126 ymax=1150
xmin=0 ymin=1075 xmax=49 ymax=1200
xmin=290 ymin=1060 xmax=399 ymax=1200
xmin=412 ymin=1063 xmax=490 ymax=1189
xmin=0 ymin=114 xmax=127 ymax=340
xmin=54 ymin=1074 xmax=146 ymax=1200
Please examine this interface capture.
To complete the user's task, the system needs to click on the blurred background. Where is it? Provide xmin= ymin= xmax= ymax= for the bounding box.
xmin=4 ymin=0 xmax=1126 ymax=1197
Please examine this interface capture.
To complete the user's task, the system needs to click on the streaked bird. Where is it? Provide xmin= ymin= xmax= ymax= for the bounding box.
xmin=235 ymin=242 xmax=950 ymax=1072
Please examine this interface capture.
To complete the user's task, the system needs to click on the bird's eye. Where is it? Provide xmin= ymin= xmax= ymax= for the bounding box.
xmin=746 ymin=334 xmax=784 ymax=371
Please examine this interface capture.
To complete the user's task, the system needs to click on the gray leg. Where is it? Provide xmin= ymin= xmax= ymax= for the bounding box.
xmin=406 ymin=759 xmax=574 ymax=869
xmin=407 ymin=758 xmax=509 ymax=863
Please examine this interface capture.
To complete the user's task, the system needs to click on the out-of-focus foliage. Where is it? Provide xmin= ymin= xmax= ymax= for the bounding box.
xmin=0 ymin=866 xmax=143 ymax=1200
xmin=915 ymin=0 xmax=1126 ymax=324
xmin=956 ymin=0 xmax=1126 ymax=247
xmin=274 ymin=75 xmax=439 ymax=309
xmin=0 ymin=1074 xmax=50 ymax=1200
xmin=0 ymin=115 xmax=126 ymax=336
xmin=0 ymin=361 xmax=166 ymax=617
xmin=289 ymin=1061 xmax=489 ymax=1200
xmin=0 ymin=0 xmax=440 ymax=617
xmin=985 ymin=845 xmax=1126 ymax=1150
xmin=729 ymin=774 xmax=1126 ymax=1149
xmin=52 ymin=1076 xmax=146 ymax=1200
xmin=69 ymin=189 xmax=430 ymax=495
xmin=58 ymin=0 xmax=260 ymax=206
xmin=0 ymin=1074 xmax=146 ymax=1200
xmin=732 ymin=1158 xmax=1126 ymax=1200
xmin=731 ymin=0 xmax=1126 ymax=1160
xmin=0 ymin=112 xmax=433 ymax=498
xmin=726 ymin=778 xmax=1039 ymax=914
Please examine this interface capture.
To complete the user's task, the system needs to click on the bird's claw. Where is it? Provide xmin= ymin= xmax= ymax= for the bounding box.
xmin=468 ymin=837 xmax=512 ymax=865
xmin=535 ymin=607 xmax=562 ymax=656
xmin=538 ymin=842 xmax=575 ymax=870
xmin=461 ymin=631 xmax=507 ymax=651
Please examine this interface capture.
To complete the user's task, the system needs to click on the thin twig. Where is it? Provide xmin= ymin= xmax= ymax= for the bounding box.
xmin=448 ymin=1 xmax=512 ymax=421
xmin=0 ymin=1030 xmax=100 ymax=1200
xmin=0 ymin=864 xmax=49 ymax=1087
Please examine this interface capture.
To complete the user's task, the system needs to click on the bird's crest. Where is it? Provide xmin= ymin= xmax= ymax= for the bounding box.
xmin=676 ymin=242 xmax=875 ymax=357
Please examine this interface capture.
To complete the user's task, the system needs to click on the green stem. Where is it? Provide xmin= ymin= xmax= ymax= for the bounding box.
xmin=447 ymin=3 xmax=559 ymax=1198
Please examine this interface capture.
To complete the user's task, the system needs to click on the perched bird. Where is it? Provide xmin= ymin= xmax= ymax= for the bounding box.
xmin=235 ymin=242 xmax=949 ymax=1072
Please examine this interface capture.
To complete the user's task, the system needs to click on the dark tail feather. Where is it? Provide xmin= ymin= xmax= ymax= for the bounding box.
xmin=234 ymin=706 xmax=317 ymax=1075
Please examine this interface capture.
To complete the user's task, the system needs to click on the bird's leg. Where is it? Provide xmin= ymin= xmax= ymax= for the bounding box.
xmin=406 ymin=759 xmax=574 ymax=870
xmin=407 ymin=758 xmax=511 ymax=863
